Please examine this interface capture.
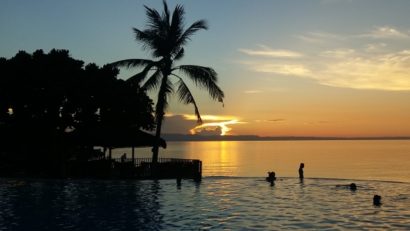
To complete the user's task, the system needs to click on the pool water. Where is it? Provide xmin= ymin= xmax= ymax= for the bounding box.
xmin=1 ymin=177 xmax=409 ymax=230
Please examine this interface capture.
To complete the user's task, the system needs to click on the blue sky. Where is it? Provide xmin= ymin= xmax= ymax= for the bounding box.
xmin=1 ymin=0 xmax=410 ymax=136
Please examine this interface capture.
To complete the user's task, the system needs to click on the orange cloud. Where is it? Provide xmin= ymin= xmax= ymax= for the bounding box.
xmin=190 ymin=120 xmax=242 ymax=136
xmin=164 ymin=114 xmax=244 ymax=136
xmin=181 ymin=114 xmax=238 ymax=121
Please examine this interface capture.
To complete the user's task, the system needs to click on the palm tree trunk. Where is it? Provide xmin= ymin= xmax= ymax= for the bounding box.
xmin=151 ymin=74 xmax=169 ymax=164
xmin=152 ymin=112 xmax=164 ymax=164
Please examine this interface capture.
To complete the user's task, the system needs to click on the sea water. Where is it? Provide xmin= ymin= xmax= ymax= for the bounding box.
xmin=117 ymin=140 xmax=410 ymax=182
xmin=1 ymin=140 xmax=410 ymax=230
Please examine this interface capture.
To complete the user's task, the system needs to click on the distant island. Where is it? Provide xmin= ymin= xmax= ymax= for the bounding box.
xmin=162 ymin=134 xmax=410 ymax=142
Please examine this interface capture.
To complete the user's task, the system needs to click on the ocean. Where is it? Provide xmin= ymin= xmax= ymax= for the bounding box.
xmin=1 ymin=140 xmax=409 ymax=230
xmin=116 ymin=140 xmax=410 ymax=183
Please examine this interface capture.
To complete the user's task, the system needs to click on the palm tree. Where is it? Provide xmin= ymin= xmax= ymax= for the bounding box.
xmin=112 ymin=1 xmax=224 ymax=163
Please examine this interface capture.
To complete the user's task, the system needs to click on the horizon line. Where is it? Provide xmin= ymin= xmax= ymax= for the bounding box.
xmin=161 ymin=133 xmax=410 ymax=141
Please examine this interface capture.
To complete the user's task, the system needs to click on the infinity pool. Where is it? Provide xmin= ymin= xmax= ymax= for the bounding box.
xmin=1 ymin=177 xmax=409 ymax=230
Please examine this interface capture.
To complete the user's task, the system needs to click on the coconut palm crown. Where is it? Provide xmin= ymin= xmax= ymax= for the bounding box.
xmin=111 ymin=1 xmax=224 ymax=163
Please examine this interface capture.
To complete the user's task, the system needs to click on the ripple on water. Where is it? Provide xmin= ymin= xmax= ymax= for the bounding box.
xmin=0 ymin=178 xmax=409 ymax=230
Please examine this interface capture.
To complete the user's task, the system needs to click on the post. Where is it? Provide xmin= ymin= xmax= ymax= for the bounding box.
xmin=193 ymin=160 xmax=202 ymax=182
xmin=132 ymin=147 xmax=135 ymax=164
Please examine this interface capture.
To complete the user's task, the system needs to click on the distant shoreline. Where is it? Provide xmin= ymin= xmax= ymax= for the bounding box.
xmin=162 ymin=134 xmax=410 ymax=142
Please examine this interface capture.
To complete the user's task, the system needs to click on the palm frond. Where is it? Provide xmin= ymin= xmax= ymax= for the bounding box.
xmin=170 ymin=4 xmax=184 ymax=39
xmin=176 ymin=65 xmax=224 ymax=103
xmin=133 ymin=28 xmax=159 ymax=53
xmin=173 ymin=48 xmax=185 ymax=60
xmin=126 ymin=72 xmax=146 ymax=87
xmin=110 ymin=59 xmax=153 ymax=69
xmin=144 ymin=5 xmax=163 ymax=30
xmin=162 ymin=0 xmax=171 ymax=27
xmin=176 ymin=65 xmax=217 ymax=82
xmin=142 ymin=70 xmax=162 ymax=91
xmin=175 ymin=76 xmax=202 ymax=124
xmin=164 ymin=77 xmax=174 ymax=95
xmin=177 ymin=20 xmax=208 ymax=46
xmin=135 ymin=27 xmax=170 ymax=58
xmin=126 ymin=61 xmax=157 ymax=86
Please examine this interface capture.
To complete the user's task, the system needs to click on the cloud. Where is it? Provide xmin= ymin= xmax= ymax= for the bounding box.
xmin=191 ymin=126 xmax=222 ymax=136
xmin=241 ymin=27 xmax=410 ymax=91
xmin=245 ymin=62 xmax=311 ymax=77
xmin=268 ymin=119 xmax=286 ymax=122
xmin=297 ymin=35 xmax=325 ymax=44
xmin=244 ymin=90 xmax=262 ymax=94
xmin=241 ymin=50 xmax=410 ymax=91
xmin=314 ymin=50 xmax=410 ymax=90
xmin=303 ymin=120 xmax=332 ymax=126
xmin=297 ymin=32 xmax=346 ymax=44
xmin=239 ymin=45 xmax=303 ymax=58
xmin=300 ymin=27 xmax=409 ymax=43
xmin=163 ymin=114 xmax=244 ymax=136
xmin=320 ymin=48 xmax=355 ymax=58
xmin=181 ymin=114 xmax=238 ymax=121
xmin=365 ymin=43 xmax=387 ymax=52
xmin=190 ymin=120 xmax=241 ymax=136
xmin=361 ymin=26 xmax=409 ymax=39
xmin=255 ymin=119 xmax=286 ymax=123
xmin=162 ymin=114 xmax=197 ymax=134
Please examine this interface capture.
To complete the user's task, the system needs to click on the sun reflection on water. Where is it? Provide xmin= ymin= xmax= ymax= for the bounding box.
xmin=195 ymin=141 xmax=239 ymax=176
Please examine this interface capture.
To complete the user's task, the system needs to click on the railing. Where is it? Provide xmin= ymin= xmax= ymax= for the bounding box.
xmin=67 ymin=157 xmax=202 ymax=180
xmin=112 ymin=157 xmax=199 ymax=167
xmin=102 ymin=157 xmax=202 ymax=180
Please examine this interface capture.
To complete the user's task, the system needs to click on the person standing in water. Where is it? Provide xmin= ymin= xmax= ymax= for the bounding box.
xmin=266 ymin=171 xmax=277 ymax=186
xmin=298 ymin=163 xmax=304 ymax=179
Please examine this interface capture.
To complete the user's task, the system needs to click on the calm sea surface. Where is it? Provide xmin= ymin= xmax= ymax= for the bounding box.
xmin=1 ymin=140 xmax=410 ymax=230
xmin=116 ymin=140 xmax=410 ymax=183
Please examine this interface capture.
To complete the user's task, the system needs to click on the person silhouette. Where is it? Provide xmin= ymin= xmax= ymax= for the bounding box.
xmin=120 ymin=153 xmax=127 ymax=162
xmin=373 ymin=195 xmax=382 ymax=206
xmin=335 ymin=183 xmax=357 ymax=191
xmin=266 ymin=172 xmax=276 ymax=186
xmin=298 ymin=163 xmax=304 ymax=179
xmin=266 ymin=171 xmax=277 ymax=185
xmin=176 ymin=176 xmax=182 ymax=189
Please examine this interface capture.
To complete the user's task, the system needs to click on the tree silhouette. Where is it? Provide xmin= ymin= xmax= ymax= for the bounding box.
xmin=0 ymin=49 xmax=155 ymax=176
xmin=112 ymin=1 xmax=224 ymax=163
xmin=0 ymin=49 xmax=155 ymax=135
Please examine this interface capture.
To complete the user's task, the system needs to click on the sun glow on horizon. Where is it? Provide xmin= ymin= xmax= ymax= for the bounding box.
xmin=190 ymin=120 xmax=242 ymax=136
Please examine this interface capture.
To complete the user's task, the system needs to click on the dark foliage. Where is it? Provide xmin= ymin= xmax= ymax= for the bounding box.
xmin=0 ymin=49 xmax=155 ymax=176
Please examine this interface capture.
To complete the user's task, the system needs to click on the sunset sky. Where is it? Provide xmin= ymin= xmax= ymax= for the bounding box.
xmin=1 ymin=0 xmax=410 ymax=137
